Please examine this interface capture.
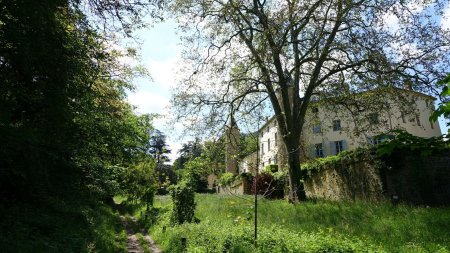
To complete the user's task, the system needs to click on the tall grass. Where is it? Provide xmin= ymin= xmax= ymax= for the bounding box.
xmin=149 ymin=194 xmax=450 ymax=252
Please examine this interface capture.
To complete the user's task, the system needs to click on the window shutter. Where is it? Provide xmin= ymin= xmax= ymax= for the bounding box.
xmin=342 ymin=140 xmax=347 ymax=150
xmin=330 ymin=142 xmax=336 ymax=155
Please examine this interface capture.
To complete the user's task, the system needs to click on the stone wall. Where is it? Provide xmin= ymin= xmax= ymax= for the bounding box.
xmin=304 ymin=159 xmax=384 ymax=202
xmin=303 ymin=151 xmax=450 ymax=206
xmin=218 ymin=178 xmax=252 ymax=195
xmin=382 ymin=151 xmax=450 ymax=206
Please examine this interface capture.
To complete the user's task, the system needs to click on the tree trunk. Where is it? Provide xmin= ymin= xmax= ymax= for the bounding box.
xmin=286 ymin=143 xmax=307 ymax=202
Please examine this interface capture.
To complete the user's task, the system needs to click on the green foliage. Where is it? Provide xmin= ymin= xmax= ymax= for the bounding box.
xmin=301 ymin=148 xmax=379 ymax=175
xmin=179 ymin=157 xmax=209 ymax=192
xmin=148 ymin=129 xmax=172 ymax=164
xmin=265 ymin=164 xmax=279 ymax=173
xmin=376 ymin=130 xmax=450 ymax=157
xmin=173 ymin=138 xmax=203 ymax=170
xmin=202 ymin=139 xmax=226 ymax=174
xmin=430 ymin=74 xmax=450 ymax=129
xmin=239 ymin=133 xmax=258 ymax=159
xmin=169 ymin=180 xmax=197 ymax=224
xmin=123 ymin=159 xmax=157 ymax=207
xmin=218 ymin=172 xmax=236 ymax=186
xmin=0 ymin=0 xmax=154 ymax=202
xmin=149 ymin=194 xmax=450 ymax=253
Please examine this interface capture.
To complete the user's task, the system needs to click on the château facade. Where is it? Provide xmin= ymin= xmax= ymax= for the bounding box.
xmin=240 ymin=89 xmax=442 ymax=172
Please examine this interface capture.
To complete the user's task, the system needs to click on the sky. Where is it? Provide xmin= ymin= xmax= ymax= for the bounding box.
xmin=126 ymin=19 xmax=184 ymax=162
xmin=126 ymin=5 xmax=450 ymax=162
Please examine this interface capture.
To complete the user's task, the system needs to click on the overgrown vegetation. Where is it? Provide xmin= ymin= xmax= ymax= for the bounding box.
xmin=169 ymin=180 xmax=197 ymax=225
xmin=301 ymin=148 xmax=380 ymax=174
xmin=376 ymin=130 xmax=450 ymax=157
xmin=0 ymin=0 xmax=159 ymax=251
xmin=148 ymin=194 xmax=450 ymax=252
xmin=430 ymin=73 xmax=450 ymax=130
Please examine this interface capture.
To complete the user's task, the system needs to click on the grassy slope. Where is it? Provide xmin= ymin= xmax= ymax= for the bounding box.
xmin=150 ymin=194 xmax=450 ymax=252
xmin=0 ymin=198 xmax=127 ymax=253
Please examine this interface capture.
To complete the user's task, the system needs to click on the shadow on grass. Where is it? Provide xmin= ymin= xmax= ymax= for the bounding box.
xmin=0 ymin=197 xmax=127 ymax=253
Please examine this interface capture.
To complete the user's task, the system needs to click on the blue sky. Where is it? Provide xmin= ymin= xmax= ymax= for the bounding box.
xmin=126 ymin=8 xmax=450 ymax=161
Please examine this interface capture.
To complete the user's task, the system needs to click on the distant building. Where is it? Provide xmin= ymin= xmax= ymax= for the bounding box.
xmin=257 ymin=88 xmax=442 ymax=170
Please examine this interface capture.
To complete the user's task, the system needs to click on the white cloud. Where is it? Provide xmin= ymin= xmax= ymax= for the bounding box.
xmin=145 ymin=55 xmax=181 ymax=91
xmin=382 ymin=12 xmax=400 ymax=32
xmin=127 ymin=91 xmax=169 ymax=115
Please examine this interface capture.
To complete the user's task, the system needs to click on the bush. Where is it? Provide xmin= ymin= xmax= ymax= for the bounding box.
xmin=265 ymin=164 xmax=279 ymax=173
xmin=252 ymin=173 xmax=284 ymax=199
xmin=169 ymin=180 xmax=196 ymax=224
xmin=218 ymin=172 xmax=236 ymax=186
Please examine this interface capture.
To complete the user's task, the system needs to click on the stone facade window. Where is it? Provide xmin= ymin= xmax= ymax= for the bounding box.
xmin=333 ymin=119 xmax=341 ymax=131
xmin=368 ymin=113 xmax=379 ymax=125
xmin=335 ymin=140 xmax=344 ymax=154
xmin=313 ymin=124 xmax=321 ymax=133
xmin=315 ymin=143 xmax=324 ymax=157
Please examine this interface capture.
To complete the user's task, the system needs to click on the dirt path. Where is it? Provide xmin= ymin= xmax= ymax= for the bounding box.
xmin=120 ymin=215 xmax=163 ymax=253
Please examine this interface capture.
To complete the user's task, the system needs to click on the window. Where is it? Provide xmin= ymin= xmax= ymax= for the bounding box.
xmin=267 ymin=126 xmax=270 ymax=133
xmin=368 ymin=135 xmax=393 ymax=145
xmin=268 ymin=139 xmax=271 ymax=151
xmin=368 ymin=113 xmax=379 ymax=125
xmin=335 ymin=141 xmax=344 ymax=154
xmin=368 ymin=137 xmax=381 ymax=145
xmin=401 ymin=112 xmax=406 ymax=123
xmin=261 ymin=143 xmax=264 ymax=154
xmin=313 ymin=124 xmax=321 ymax=133
xmin=315 ymin=143 xmax=324 ymax=157
xmin=416 ymin=115 xmax=421 ymax=126
xmin=274 ymin=133 xmax=277 ymax=146
xmin=333 ymin=119 xmax=341 ymax=131
xmin=268 ymin=158 xmax=271 ymax=164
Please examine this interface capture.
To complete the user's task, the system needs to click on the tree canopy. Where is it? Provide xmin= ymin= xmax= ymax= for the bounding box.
xmin=0 ymin=0 xmax=158 ymax=202
xmin=170 ymin=0 xmax=450 ymax=201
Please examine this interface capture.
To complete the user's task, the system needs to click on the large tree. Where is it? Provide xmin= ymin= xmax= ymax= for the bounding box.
xmin=171 ymin=0 xmax=450 ymax=202
xmin=148 ymin=129 xmax=172 ymax=164
xmin=0 ymin=0 xmax=158 ymax=201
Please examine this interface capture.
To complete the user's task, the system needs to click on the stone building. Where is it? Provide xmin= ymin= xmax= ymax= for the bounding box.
xmin=258 ymin=89 xmax=442 ymax=170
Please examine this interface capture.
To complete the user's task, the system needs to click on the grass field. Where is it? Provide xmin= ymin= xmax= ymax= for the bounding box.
xmin=148 ymin=194 xmax=450 ymax=252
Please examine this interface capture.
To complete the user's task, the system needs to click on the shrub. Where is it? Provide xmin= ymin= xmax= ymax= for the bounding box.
xmin=218 ymin=172 xmax=236 ymax=186
xmin=169 ymin=180 xmax=196 ymax=224
xmin=252 ymin=172 xmax=284 ymax=199
xmin=265 ymin=164 xmax=279 ymax=173
xmin=143 ymin=186 xmax=156 ymax=211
